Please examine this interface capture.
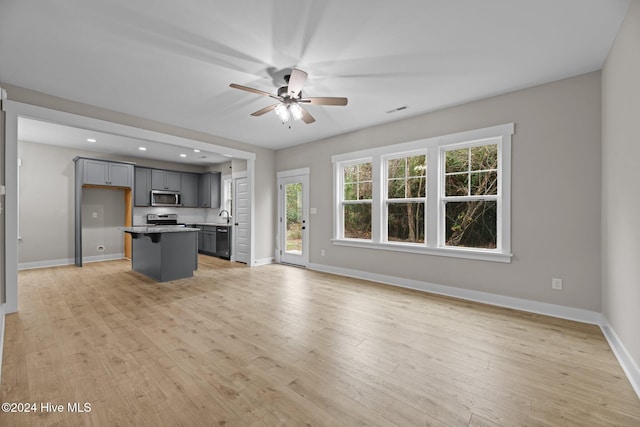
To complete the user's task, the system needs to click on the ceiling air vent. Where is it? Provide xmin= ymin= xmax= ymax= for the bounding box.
xmin=386 ymin=106 xmax=408 ymax=114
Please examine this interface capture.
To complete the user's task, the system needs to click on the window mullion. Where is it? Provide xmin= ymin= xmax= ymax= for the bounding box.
xmin=372 ymin=156 xmax=383 ymax=243
xmin=426 ymin=147 xmax=439 ymax=248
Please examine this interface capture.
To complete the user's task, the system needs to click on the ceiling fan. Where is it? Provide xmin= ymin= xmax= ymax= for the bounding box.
xmin=229 ymin=68 xmax=348 ymax=124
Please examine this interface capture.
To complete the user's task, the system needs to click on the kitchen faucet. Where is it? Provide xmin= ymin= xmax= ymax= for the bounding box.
xmin=219 ymin=209 xmax=231 ymax=224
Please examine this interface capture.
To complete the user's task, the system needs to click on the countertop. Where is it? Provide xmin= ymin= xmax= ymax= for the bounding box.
xmin=123 ymin=226 xmax=200 ymax=234
xmin=192 ymin=223 xmax=232 ymax=227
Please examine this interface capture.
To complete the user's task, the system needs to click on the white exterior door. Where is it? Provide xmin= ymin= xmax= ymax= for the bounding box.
xmin=278 ymin=169 xmax=309 ymax=267
xmin=234 ymin=176 xmax=250 ymax=263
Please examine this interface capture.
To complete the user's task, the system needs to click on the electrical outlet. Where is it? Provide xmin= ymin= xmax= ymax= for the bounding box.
xmin=552 ymin=278 xmax=563 ymax=290
xmin=321 ymin=249 xmax=325 ymax=256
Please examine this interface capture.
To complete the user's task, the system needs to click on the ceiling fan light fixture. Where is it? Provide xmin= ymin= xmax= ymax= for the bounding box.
xmin=289 ymin=103 xmax=303 ymax=121
xmin=274 ymin=103 xmax=290 ymax=122
xmin=230 ymin=68 xmax=346 ymax=125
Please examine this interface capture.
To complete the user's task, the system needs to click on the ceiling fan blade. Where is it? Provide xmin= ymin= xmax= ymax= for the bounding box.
xmin=230 ymin=83 xmax=280 ymax=100
xmin=300 ymin=106 xmax=316 ymax=124
xmin=300 ymin=97 xmax=348 ymax=106
xmin=251 ymin=104 xmax=278 ymax=116
xmin=287 ymin=69 xmax=308 ymax=98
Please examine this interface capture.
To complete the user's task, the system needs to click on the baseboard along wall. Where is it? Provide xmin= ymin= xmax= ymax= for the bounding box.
xmin=308 ymin=262 xmax=640 ymax=400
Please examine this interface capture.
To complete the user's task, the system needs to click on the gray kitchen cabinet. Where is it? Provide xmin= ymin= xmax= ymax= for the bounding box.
xmin=201 ymin=226 xmax=216 ymax=255
xmin=151 ymin=169 xmax=181 ymax=191
xmin=196 ymin=226 xmax=204 ymax=251
xmin=80 ymin=158 xmax=133 ymax=188
xmin=73 ymin=157 xmax=134 ymax=267
xmin=134 ymin=167 xmax=152 ymax=206
xmin=181 ymin=173 xmax=199 ymax=207
xmin=199 ymin=172 xmax=221 ymax=208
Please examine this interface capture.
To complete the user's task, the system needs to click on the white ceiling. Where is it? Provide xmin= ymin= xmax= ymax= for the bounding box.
xmin=17 ymin=118 xmax=231 ymax=165
xmin=0 ymin=0 xmax=631 ymax=155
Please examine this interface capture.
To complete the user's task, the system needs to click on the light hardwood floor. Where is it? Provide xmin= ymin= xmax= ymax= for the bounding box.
xmin=1 ymin=256 xmax=639 ymax=426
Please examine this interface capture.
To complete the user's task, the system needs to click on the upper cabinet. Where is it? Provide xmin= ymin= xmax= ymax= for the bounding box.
xmin=151 ymin=169 xmax=181 ymax=191
xmin=134 ymin=167 xmax=152 ymax=206
xmin=132 ymin=166 xmax=222 ymax=208
xmin=181 ymin=173 xmax=199 ymax=207
xmin=199 ymin=172 xmax=221 ymax=208
xmin=77 ymin=158 xmax=133 ymax=188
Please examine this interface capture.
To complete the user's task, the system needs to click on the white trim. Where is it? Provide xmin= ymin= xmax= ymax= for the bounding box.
xmin=232 ymin=170 xmax=248 ymax=180
xmin=277 ymin=167 xmax=310 ymax=178
xmin=331 ymin=123 xmax=514 ymax=163
xmin=277 ymin=169 xmax=310 ymax=267
xmin=305 ymin=262 xmax=640 ymax=397
xmin=331 ymin=239 xmax=512 ymax=263
xmin=307 ymin=262 xmax=601 ymax=324
xmin=5 ymin=100 xmax=256 ymax=160
xmin=600 ymin=316 xmax=640 ymax=399
xmin=18 ymin=254 xmax=126 ymax=270
xmin=4 ymin=109 xmax=18 ymax=313
xmin=332 ymin=123 xmax=513 ymax=261
xmin=4 ymin=100 xmax=258 ymax=307
xmin=253 ymin=257 xmax=274 ymax=266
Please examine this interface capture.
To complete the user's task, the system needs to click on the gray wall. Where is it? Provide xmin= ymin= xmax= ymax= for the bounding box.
xmin=601 ymin=1 xmax=640 ymax=377
xmin=276 ymin=72 xmax=602 ymax=312
xmin=18 ymin=141 xmax=136 ymax=265
xmin=81 ymin=187 xmax=125 ymax=259
xmin=18 ymin=141 xmax=76 ymax=265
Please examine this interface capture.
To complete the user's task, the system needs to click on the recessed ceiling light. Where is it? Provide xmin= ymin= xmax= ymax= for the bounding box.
xmin=193 ymin=149 xmax=201 ymax=153
xmin=222 ymin=154 xmax=233 ymax=158
xmin=87 ymin=138 xmax=97 ymax=143
xmin=180 ymin=154 xmax=187 ymax=158
xmin=138 ymin=147 xmax=147 ymax=151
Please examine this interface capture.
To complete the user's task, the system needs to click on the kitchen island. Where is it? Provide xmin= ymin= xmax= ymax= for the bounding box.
xmin=122 ymin=226 xmax=199 ymax=282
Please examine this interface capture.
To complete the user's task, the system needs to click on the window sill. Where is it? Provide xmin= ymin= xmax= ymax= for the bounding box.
xmin=331 ymin=239 xmax=512 ymax=263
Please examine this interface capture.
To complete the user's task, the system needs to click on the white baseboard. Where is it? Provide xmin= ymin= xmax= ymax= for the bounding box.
xmin=18 ymin=253 xmax=125 ymax=270
xmin=600 ymin=316 xmax=640 ymax=399
xmin=253 ymin=257 xmax=275 ymax=267
xmin=307 ymin=263 xmax=601 ymax=325
xmin=306 ymin=263 xmax=640 ymax=399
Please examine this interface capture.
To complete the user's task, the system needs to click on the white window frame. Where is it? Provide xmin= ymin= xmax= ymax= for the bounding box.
xmin=382 ymin=151 xmax=427 ymax=245
xmin=332 ymin=123 xmax=513 ymax=263
xmin=222 ymin=175 xmax=233 ymax=215
xmin=335 ymin=157 xmax=373 ymax=240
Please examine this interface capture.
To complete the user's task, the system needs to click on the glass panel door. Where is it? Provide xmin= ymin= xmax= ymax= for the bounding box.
xmin=278 ymin=172 xmax=309 ymax=266
xmin=285 ymin=182 xmax=303 ymax=255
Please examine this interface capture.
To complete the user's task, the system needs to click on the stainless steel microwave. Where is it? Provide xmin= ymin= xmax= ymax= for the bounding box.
xmin=151 ymin=190 xmax=182 ymax=207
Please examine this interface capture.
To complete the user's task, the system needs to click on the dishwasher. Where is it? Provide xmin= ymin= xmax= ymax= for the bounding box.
xmin=215 ymin=226 xmax=231 ymax=260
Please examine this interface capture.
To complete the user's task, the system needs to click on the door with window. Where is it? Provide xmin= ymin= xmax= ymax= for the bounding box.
xmin=278 ymin=170 xmax=309 ymax=267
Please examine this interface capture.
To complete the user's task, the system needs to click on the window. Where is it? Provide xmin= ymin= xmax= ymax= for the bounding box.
xmin=443 ymin=144 xmax=498 ymax=249
xmin=385 ymin=154 xmax=426 ymax=243
xmin=340 ymin=160 xmax=372 ymax=239
xmin=223 ymin=178 xmax=233 ymax=216
xmin=332 ymin=123 xmax=513 ymax=262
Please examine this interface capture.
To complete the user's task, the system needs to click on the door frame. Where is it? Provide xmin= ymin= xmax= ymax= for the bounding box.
xmin=2 ymin=99 xmax=257 ymax=313
xmin=277 ymin=168 xmax=310 ymax=267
